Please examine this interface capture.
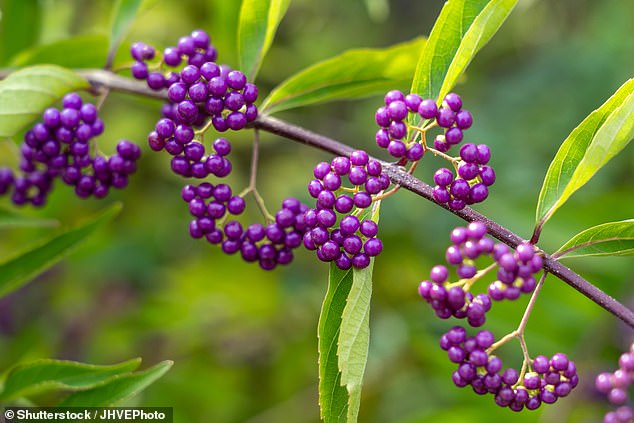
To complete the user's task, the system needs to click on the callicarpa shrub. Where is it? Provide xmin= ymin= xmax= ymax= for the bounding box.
xmin=0 ymin=1 xmax=631 ymax=421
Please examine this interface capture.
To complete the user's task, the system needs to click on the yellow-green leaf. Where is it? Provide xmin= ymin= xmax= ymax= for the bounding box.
xmin=535 ymin=79 xmax=634 ymax=230
xmin=58 ymin=361 xmax=173 ymax=407
xmin=238 ymin=0 xmax=291 ymax=81
xmin=318 ymin=264 xmax=351 ymax=422
xmin=261 ymin=38 xmax=425 ymax=114
xmin=0 ymin=358 xmax=141 ymax=401
xmin=409 ymin=0 xmax=489 ymax=102
xmin=554 ymin=220 xmax=634 ymax=259
xmin=436 ymin=0 xmax=518 ymax=103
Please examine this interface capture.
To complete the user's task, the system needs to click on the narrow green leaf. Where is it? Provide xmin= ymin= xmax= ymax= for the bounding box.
xmin=10 ymin=35 xmax=109 ymax=68
xmin=337 ymin=202 xmax=380 ymax=422
xmin=554 ymin=220 xmax=634 ymax=259
xmin=0 ymin=65 xmax=89 ymax=138
xmin=409 ymin=0 xmax=489 ymax=103
xmin=238 ymin=0 xmax=291 ymax=81
xmin=261 ymin=38 xmax=425 ymax=114
xmin=0 ymin=203 xmax=121 ymax=298
xmin=58 ymin=361 xmax=173 ymax=407
xmin=436 ymin=0 xmax=518 ymax=103
xmin=108 ymin=0 xmax=143 ymax=63
xmin=0 ymin=358 xmax=141 ymax=401
xmin=318 ymin=266 xmax=352 ymax=422
xmin=535 ymin=79 xmax=634 ymax=229
xmin=0 ymin=207 xmax=57 ymax=229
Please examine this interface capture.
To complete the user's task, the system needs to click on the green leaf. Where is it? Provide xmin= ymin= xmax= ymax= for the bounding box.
xmin=0 ymin=65 xmax=89 ymax=138
xmin=10 ymin=35 xmax=109 ymax=68
xmin=238 ymin=0 xmax=291 ymax=81
xmin=318 ymin=202 xmax=381 ymax=423
xmin=261 ymin=38 xmax=425 ymax=114
xmin=535 ymin=79 xmax=634 ymax=229
xmin=0 ymin=207 xmax=57 ymax=229
xmin=318 ymin=264 xmax=351 ymax=422
xmin=436 ymin=0 xmax=519 ymax=103
xmin=408 ymin=0 xmax=516 ymax=125
xmin=554 ymin=220 xmax=634 ymax=259
xmin=337 ymin=202 xmax=380 ymax=422
xmin=0 ymin=203 xmax=121 ymax=298
xmin=108 ymin=0 xmax=143 ymax=65
xmin=0 ymin=0 xmax=42 ymax=64
xmin=409 ymin=0 xmax=489 ymax=102
xmin=0 ymin=358 xmax=141 ymax=401
xmin=58 ymin=361 xmax=173 ymax=407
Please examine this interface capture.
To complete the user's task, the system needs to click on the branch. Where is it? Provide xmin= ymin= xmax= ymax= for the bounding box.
xmin=3 ymin=68 xmax=632 ymax=328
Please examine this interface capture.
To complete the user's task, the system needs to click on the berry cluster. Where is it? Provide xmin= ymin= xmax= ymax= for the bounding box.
xmin=432 ymin=143 xmax=495 ymax=210
xmin=0 ymin=93 xmax=139 ymax=206
xmin=302 ymin=150 xmax=388 ymax=269
xmin=375 ymin=91 xmax=472 ymax=161
xmin=131 ymin=30 xmax=316 ymax=270
xmin=442 ymin=326 xmax=579 ymax=411
xmin=133 ymin=31 xmax=317 ymax=270
xmin=185 ymin=182 xmax=309 ymax=270
xmin=375 ymin=91 xmax=493 ymax=211
xmin=596 ymin=343 xmax=634 ymax=423
xmin=418 ymin=221 xmax=542 ymax=327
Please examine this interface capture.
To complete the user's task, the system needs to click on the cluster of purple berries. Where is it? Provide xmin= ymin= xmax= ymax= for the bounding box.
xmin=418 ymin=221 xmax=542 ymax=327
xmin=442 ymin=326 xmax=579 ymax=411
xmin=596 ymin=343 xmax=634 ymax=423
xmin=0 ymin=93 xmax=139 ymax=206
xmin=432 ymin=143 xmax=495 ymax=210
xmin=375 ymin=91 xmax=493 ymax=211
xmin=134 ymin=31 xmax=306 ymax=269
xmin=302 ymin=150 xmax=388 ymax=269
xmin=375 ymin=91 xmax=472 ymax=161
xmin=185 ymin=181 xmax=309 ymax=270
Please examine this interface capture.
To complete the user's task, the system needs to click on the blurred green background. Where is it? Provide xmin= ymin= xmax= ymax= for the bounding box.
xmin=0 ymin=0 xmax=632 ymax=422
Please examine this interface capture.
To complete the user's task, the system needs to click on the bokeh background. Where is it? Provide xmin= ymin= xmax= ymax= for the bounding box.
xmin=0 ymin=0 xmax=632 ymax=422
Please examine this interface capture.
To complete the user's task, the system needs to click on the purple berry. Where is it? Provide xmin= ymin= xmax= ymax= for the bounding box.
xmin=455 ymin=110 xmax=473 ymax=129
xmin=437 ymin=108 xmax=456 ymax=128
xmin=350 ymin=150 xmax=369 ymax=166
xmin=444 ymin=93 xmax=462 ymax=111
xmin=363 ymin=238 xmax=383 ymax=256
xmin=418 ymin=99 xmax=438 ymax=119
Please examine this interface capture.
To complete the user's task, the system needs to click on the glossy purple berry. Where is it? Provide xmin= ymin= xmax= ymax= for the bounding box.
xmin=455 ymin=110 xmax=473 ymax=129
xmin=437 ymin=108 xmax=456 ymax=128
xmin=444 ymin=93 xmax=462 ymax=111
xmin=418 ymin=99 xmax=438 ymax=119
